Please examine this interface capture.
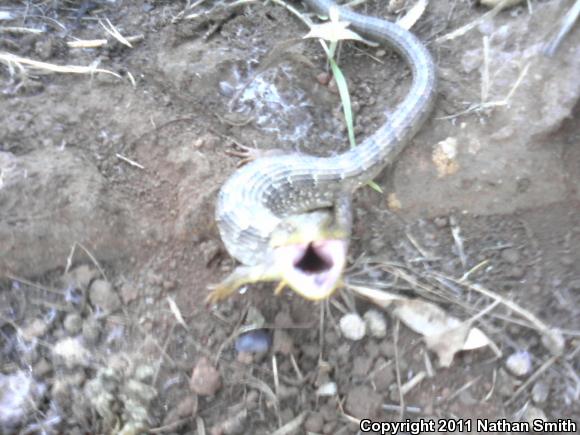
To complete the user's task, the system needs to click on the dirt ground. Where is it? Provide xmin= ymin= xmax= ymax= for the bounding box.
xmin=1 ymin=0 xmax=579 ymax=434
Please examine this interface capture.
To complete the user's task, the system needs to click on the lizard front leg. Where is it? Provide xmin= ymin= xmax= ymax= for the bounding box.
xmin=206 ymin=262 xmax=282 ymax=304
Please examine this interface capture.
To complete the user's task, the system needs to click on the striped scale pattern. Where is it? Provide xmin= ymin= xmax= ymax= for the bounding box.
xmin=216 ymin=0 xmax=437 ymax=266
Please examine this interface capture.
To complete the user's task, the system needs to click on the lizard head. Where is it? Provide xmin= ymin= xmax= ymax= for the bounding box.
xmin=270 ymin=210 xmax=348 ymax=300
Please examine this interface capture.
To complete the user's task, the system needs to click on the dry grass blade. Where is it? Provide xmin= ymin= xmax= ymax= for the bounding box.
xmin=116 ymin=153 xmax=145 ymax=169
xmin=436 ymin=0 xmax=516 ymax=43
xmin=166 ymin=297 xmax=189 ymax=330
xmin=0 ymin=52 xmax=121 ymax=78
xmin=439 ymin=274 xmax=564 ymax=355
xmin=99 ymin=17 xmax=132 ymax=47
xmin=346 ymin=283 xmax=406 ymax=307
xmin=398 ymin=0 xmax=428 ymax=30
xmin=0 ymin=27 xmax=44 ymax=34
xmin=68 ymin=35 xmax=144 ymax=49
xmin=543 ymin=0 xmax=580 ymax=56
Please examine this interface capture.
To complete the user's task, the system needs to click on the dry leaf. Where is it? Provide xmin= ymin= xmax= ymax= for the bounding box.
xmin=304 ymin=20 xmax=366 ymax=43
xmin=393 ymin=299 xmax=492 ymax=367
xmin=347 ymin=284 xmax=406 ymax=308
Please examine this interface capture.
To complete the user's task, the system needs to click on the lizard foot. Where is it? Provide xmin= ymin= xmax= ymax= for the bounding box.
xmin=225 ymin=143 xmax=287 ymax=167
xmin=205 ymin=264 xmax=281 ymax=305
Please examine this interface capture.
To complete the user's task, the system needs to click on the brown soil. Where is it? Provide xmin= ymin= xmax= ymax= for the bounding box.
xmin=1 ymin=0 xmax=579 ymax=434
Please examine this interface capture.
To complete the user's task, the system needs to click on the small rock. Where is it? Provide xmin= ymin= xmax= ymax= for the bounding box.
xmin=20 ymin=318 xmax=50 ymax=341
xmin=63 ymin=313 xmax=83 ymax=335
xmin=119 ymin=282 xmax=139 ymax=304
xmin=531 ymin=380 xmax=549 ymax=404
xmin=70 ymin=265 xmax=96 ymax=290
xmin=363 ymin=309 xmax=387 ymax=338
xmin=134 ymin=365 xmax=155 ymax=383
xmin=506 ymin=351 xmax=532 ymax=377
xmin=372 ymin=358 xmax=395 ymax=391
xmin=163 ymin=280 xmax=177 ymax=291
xmin=316 ymin=382 xmax=337 ymax=397
xmin=496 ymin=368 xmax=520 ymax=397
xmin=345 ymin=385 xmax=381 ymax=419
xmin=278 ymin=384 xmax=299 ymax=400
xmin=339 ymin=313 xmax=366 ymax=341
xmin=190 ymin=357 xmax=221 ymax=396
xmin=316 ymin=72 xmax=332 ymax=86
xmin=123 ymin=379 xmax=158 ymax=402
xmin=236 ymin=351 xmax=254 ymax=365
xmin=375 ymin=49 xmax=386 ymax=57
xmin=501 ymin=248 xmax=520 ymax=264
xmin=328 ymin=77 xmax=338 ymax=94
xmin=272 ymin=329 xmax=294 ymax=355
xmin=569 ymin=279 xmax=580 ymax=291
xmin=379 ymin=341 xmax=395 ymax=358
xmin=541 ymin=328 xmax=565 ymax=356
xmin=304 ymin=412 xmax=324 ymax=432
xmin=352 ymin=356 xmax=373 ymax=376
xmin=53 ymin=337 xmax=91 ymax=368
xmin=433 ymin=216 xmax=449 ymax=228
xmin=89 ymin=279 xmax=121 ymax=313
xmin=32 ymin=358 xmax=53 ymax=379
xmin=82 ymin=317 xmax=101 ymax=345
xmin=508 ymin=266 xmax=525 ymax=279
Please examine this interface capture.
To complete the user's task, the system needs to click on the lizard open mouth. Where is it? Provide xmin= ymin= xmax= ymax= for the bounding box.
xmin=274 ymin=240 xmax=347 ymax=300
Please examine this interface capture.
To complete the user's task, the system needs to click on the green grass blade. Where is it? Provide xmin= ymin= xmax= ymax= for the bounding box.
xmin=328 ymin=57 xmax=356 ymax=149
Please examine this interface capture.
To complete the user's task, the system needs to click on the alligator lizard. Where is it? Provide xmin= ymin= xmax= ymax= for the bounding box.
xmin=206 ymin=0 xmax=437 ymax=303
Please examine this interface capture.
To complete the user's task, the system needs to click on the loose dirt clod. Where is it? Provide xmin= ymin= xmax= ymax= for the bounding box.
xmin=190 ymin=357 xmax=222 ymax=396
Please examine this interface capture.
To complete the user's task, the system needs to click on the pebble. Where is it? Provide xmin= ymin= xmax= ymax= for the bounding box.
xmin=363 ymin=309 xmax=387 ymax=338
xmin=70 ymin=265 xmax=96 ymax=290
xmin=345 ymin=385 xmax=381 ymax=419
xmin=32 ymin=358 xmax=53 ymax=379
xmin=63 ymin=313 xmax=83 ymax=335
xmin=316 ymin=72 xmax=332 ymax=86
xmin=433 ymin=216 xmax=449 ymax=228
xmin=316 ymin=382 xmax=337 ymax=397
xmin=505 ymin=351 xmax=532 ymax=377
xmin=508 ymin=266 xmax=525 ymax=279
xmin=352 ymin=355 xmax=373 ymax=376
xmin=89 ymin=279 xmax=121 ymax=313
xmin=501 ymin=248 xmax=520 ymax=264
xmin=541 ymin=328 xmax=565 ymax=356
xmin=531 ymin=380 xmax=549 ymax=404
xmin=190 ymin=357 xmax=221 ymax=396
xmin=304 ymin=412 xmax=324 ymax=433
xmin=339 ymin=313 xmax=366 ymax=341
xmin=20 ymin=318 xmax=49 ymax=341
xmin=53 ymin=337 xmax=91 ymax=368
xmin=372 ymin=358 xmax=395 ymax=391
xmin=82 ymin=317 xmax=101 ymax=345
